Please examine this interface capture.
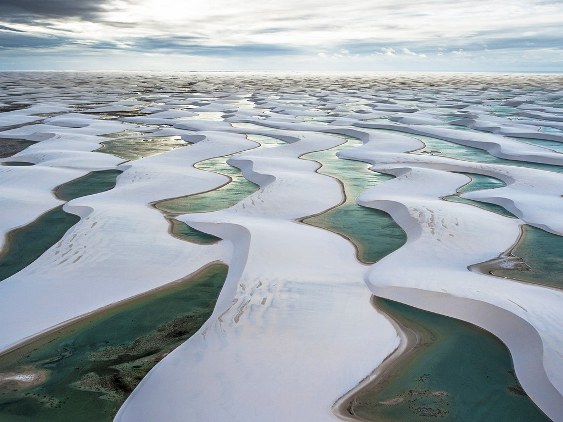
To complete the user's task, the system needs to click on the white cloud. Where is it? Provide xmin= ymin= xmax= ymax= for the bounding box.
xmin=381 ymin=47 xmax=396 ymax=56
xmin=374 ymin=47 xmax=427 ymax=58
xmin=0 ymin=0 xmax=561 ymax=70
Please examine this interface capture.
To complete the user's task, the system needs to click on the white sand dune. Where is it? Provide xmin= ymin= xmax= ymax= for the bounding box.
xmin=0 ymin=74 xmax=561 ymax=421
xmin=356 ymin=122 xmax=563 ymax=166
xmin=339 ymin=139 xmax=563 ymax=420
xmin=119 ymin=104 xmax=563 ymax=418
xmin=336 ymin=130 xmax=563 ymax=236
xmin=116 ymin=129 xmax=398 ymax=422
xmin=0 ymin=115 xmax=127 ymax=250
xmin=0 ymin=130 xmax=258 ymax=352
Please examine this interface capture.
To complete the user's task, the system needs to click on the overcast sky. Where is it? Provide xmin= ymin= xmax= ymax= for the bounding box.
xmin=0 ymin=0 xmax=562 ymax=71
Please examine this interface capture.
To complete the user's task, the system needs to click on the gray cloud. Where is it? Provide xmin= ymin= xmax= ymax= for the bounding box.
xmin=0 ymin=29 xmax=303 ymax=58
xmin=0 ymin=31 xmax=68 ymax=49
xmin=0 ymin=24 xmax=25 ymax=32
xmin=0 ymin=0 xmax=101 ymax=17
xmin=336 ymin=27 xmax=563 ymax=57
xmin=0 ymin=0 xmax=561 ymax=70
xmin=0 ymin=0 xmax=125 ymax=23
xmin=130 ymin=36 xmax=302 ymax=56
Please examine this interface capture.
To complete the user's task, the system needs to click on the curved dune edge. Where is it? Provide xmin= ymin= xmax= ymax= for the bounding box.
xmin=0 ymin=261 xmax=225 ymax=357
xmin=306 ymin=125 xmax=563 ymax=420
xmin=115 ymin=131 xmax=400 ymax=422
xmin=332 ymin=296 xmax=414 ymax=422
xmin=201 ymin=116 xmax=563 ymax=234
xmin=119 ymin=84 xmax=561 ymax=418
xmin=0 ymin=130 xmax=259 ymax=353
xmin=0 ymin=113 xmax=130 ymax=248
xmin=1 ymin=75 xmax=562 ymax=421
xmin=338 ymin=161 xmax=563 ymax=420
xmin=354 ymin=122 xmax=563 ymax=166
xmin=370 ymin=287 xmax=563 ymax=420
xmin=214 ymin=114 xmax=563 ymax=167
xmin=336 ymin=129 xmax=563 ymax=236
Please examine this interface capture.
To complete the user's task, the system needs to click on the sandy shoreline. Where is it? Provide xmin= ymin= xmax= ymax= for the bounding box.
xmin=373 ymin=286 xmax=563 ymax=421
xmin=0 ymin=204 xmax=66 ymax=262
xmin=332 ymin=296 xmax=423 ymax=421
xmin=298 ymin=137 xmax=381 ymax=265
xmin=2 ymin=74 xmax=563 ymax=421
xmin=470 ymin=224 xmax=528 ymax=277
xmin=0 ymin=262 xmax=223 ymax=360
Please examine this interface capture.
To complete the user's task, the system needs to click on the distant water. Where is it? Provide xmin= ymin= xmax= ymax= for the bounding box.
xmin=0 ymin=138 xmax=35 ymax=158
xmin=98 ymin=136 xmax=188 ymax=161
xmin=413 ymin=132 xmax=563 ymax=174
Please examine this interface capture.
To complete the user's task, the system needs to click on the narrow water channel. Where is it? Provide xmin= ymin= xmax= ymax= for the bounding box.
xmin=442 ymin=172 xmax=516 ymax=218
xmin=302 ymin=137 xmax=406 ymax=264
xmin=301 ymin=132 xmax=528 ymax=419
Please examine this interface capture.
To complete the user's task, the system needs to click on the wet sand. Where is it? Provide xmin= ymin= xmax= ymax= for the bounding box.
xmin=0 ymin=262 xmax=224 ymax=359
xmin=334 ymin=295 xmax=549 ymax=421
xmin=0 ymin=263 xmax=227 ymax=421
xmin=333 ymin=296 xmax=426 ymax=421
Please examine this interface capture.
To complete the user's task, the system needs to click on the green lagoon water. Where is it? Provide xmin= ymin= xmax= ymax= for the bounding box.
xmin=412 ymin=132 xmax=563 ymax=174
xmin=156 ymin=134 xmax=285 ymax=242
xmin=457 ymin=172 xmax=505 ymax=193
xmin=0 ymin=170 xmax=121 ymax=281
xmin=1 ymin=122 xmax=555 ymax=422
xmin=55 ymin=170 xmax=122 ymax=201
xmin=245 ymin=134 xmax=286 ymax=149
xmin=156 ymin=134 xmax=285 ymax=215
xmin=0 ymin=264 xmax=228 ymax=422
xmin=303 ymin=137 xmax=407 ymax=264
xmin=0 ymin=207 xmax=80 ymax=282
xmin=156 ymin=155 xmax=258 ymax=214
xmin=298 ymin=136 xmax=547 ymax=421
xmin=349 ymin=298 xmax=548 ymax=422
xmin=0 ymin=138 xmax=35 ymax=158
xmin=511 ymin=137 xmax=563 ymax=154
xmin=408 ymin=132 xmax=562 ymax=289
xmin=98 ymin=135 xmax=188 ymax=161
xmin=102 ymin=130 xmax=146 ymax=139
xmin=167 ymin=218 xmax=220 ymax=245
xmin=443 ymin=173 xmax=516 ymax=218
xmin=493 ymin=225 xmax=563 ymax=290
